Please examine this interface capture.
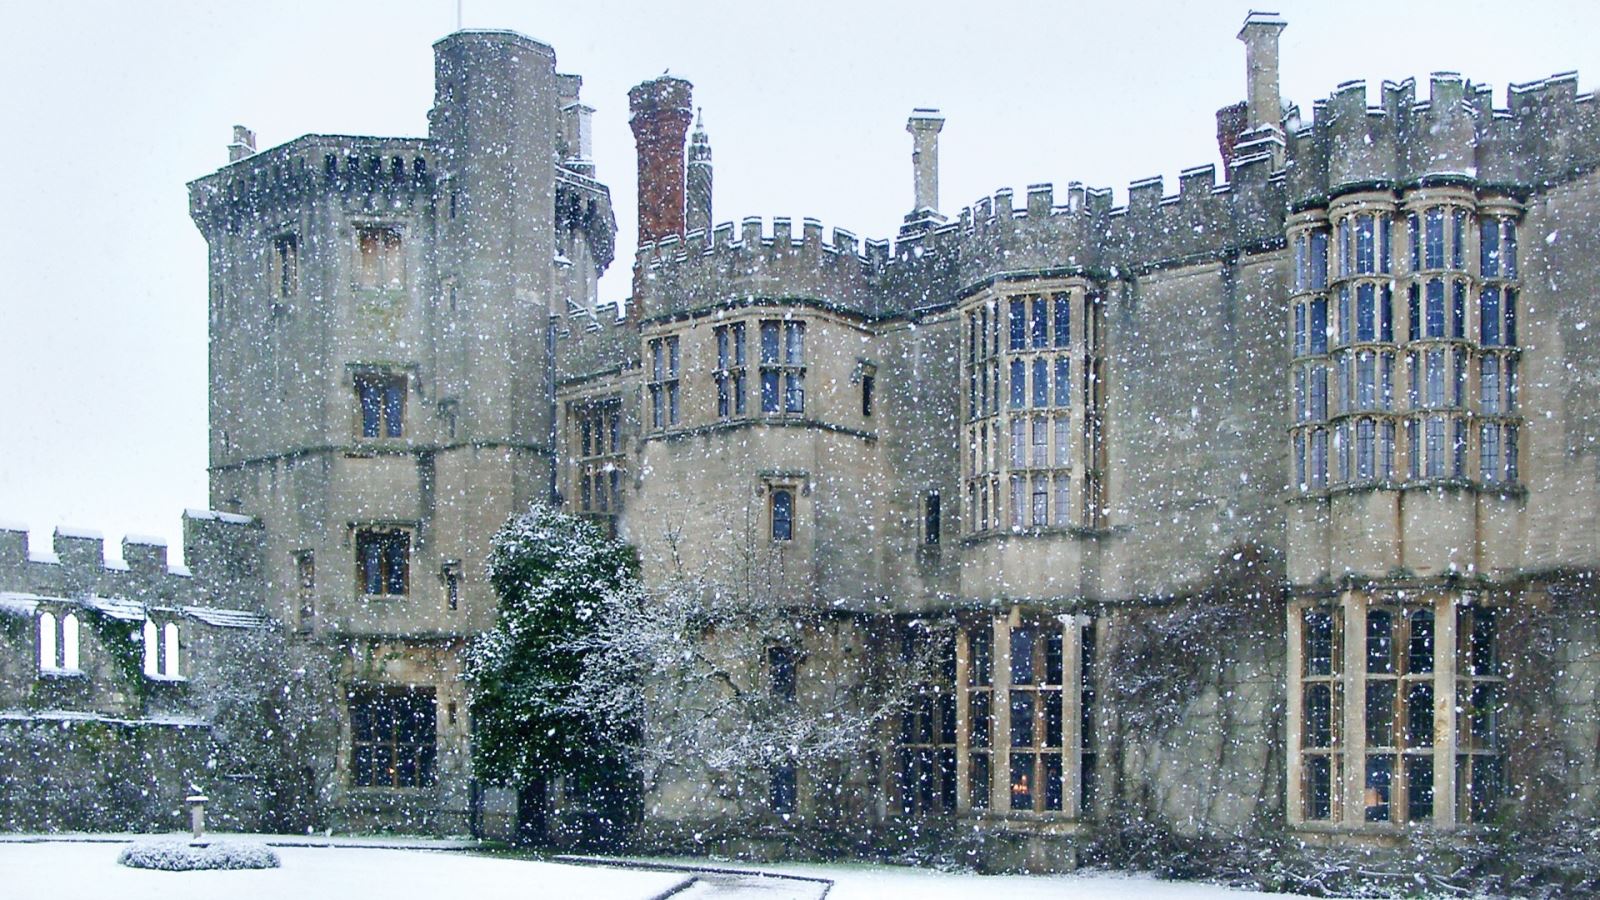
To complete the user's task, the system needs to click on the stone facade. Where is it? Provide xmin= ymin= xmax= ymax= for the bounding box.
xmin=4 ymin=11 xmax=1600 ymax=868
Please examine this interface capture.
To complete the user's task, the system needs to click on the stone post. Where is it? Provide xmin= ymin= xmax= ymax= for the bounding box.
xmin=187 ymin=793 xmax=208 ymax=841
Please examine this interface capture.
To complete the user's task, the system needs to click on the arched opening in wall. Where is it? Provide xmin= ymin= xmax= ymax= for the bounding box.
xmin=38 ymin=611 xmax=57 ymax=671
xmin=61 ymin=613 xmax=79 ymax=671
xmin=164 ymin=622 xmax=181 ymax=678
xmin=143 ymin=620 xmax=160 ymax=677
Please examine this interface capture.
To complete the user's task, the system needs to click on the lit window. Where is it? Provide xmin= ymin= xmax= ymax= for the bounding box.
xmin=357 ymin=528 xmax=409 ymax=596
xmin=350 ymin=686 xmax=436 ymax=788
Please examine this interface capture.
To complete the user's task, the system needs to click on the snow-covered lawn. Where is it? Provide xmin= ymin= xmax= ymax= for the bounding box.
xmin=1 ymin=838 xmax=1306 ymax=899
xmin=0 ymin=840 xmax=688 ymax=900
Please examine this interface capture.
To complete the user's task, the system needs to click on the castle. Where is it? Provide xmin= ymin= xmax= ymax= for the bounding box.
xmin=4 ymin=11 xmax=1600 ymax=868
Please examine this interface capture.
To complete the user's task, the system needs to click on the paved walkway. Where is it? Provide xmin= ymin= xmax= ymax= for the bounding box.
xmin=557 ymin=855 xmax=832 ymax=899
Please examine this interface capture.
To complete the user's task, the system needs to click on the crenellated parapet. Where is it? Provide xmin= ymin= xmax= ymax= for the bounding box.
xmin=1287 ymin=71 xmax=1599 ymax=207
xmin=633 ymin=216 xmax=904 ymax=322
xmin=634 ymin=154 xmax=1293 ymax=326
xmin=0 ymin=511 xmax=266 ymax=613
xmin=188 ymin=135 xmax=435 ymax=236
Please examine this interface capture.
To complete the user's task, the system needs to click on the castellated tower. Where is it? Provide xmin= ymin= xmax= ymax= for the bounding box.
xmin=186 ymin=29 xmax=615 ymax=834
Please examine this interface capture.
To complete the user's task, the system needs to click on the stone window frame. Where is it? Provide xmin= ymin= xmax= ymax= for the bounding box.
xmin=646 ymin=334 xmax=681 ymax=430
xmin=757 ymin=473 xmax=806 ymax=547
xmin=141 ymin=615 xmax=184 ymax=680
xmin=350 ymin=366 xmax=412 ymax=441
xmin=269 ymin=231 xmax=299 ymax=300
xmin=36 ymin=607 xmax=82 ymax=676
xmin=952 ymin=609 xmax=1098 ymax=820
xmin=353 ymin=222 xmax=405 ymax=291
xmin=570 ymin=396 xmax=625 ymax=518
xmin=961 ymin=279 xmax=1098 ymax=538
xmin=1293 ymin=190 xmax=1523 ymax=495
xmin=758 ymin=317 xmax=806 ymax=417
xmin=891 ymin=622 xmax=958 ymax=817
xmin=1287 ymin=592 xmax=1505 ymax=831
xmin=713 ymin=321 xmax=748 ymax=421
xmin=347 ymin=683 xmax=438 ymax=790
xmin=295 ymin=549 xmax=315 ymax=633
xmin=352 ymin=523 xmax=413 ymax=598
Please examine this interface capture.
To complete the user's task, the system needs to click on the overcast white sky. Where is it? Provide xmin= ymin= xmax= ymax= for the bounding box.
xmin=1 ymin=0 xmax=1596 ymax=561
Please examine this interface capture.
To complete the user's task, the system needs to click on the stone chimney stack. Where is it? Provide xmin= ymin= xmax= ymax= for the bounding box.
xmin=907 ymin=109 xmax=945 ymax=214
xmin=629 ymin=76 xmax=694 ymax=247
xmin=686 ymin=108 xmax=713 ymax=236
xmin=227 ymin=125 xmax=256 ymax=163
xmin=1238 ymin=11 xmax=1287 ymax=130
xmin=901 ymin=109 xmax=947 ymax=237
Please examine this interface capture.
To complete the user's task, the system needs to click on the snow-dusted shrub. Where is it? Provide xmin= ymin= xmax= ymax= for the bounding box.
xmin=116 ymin=839 xmax=280 ymax=871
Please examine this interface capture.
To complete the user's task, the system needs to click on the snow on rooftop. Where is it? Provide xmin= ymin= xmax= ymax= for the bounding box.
xmin=167 ymin=562 xmax=193 ymax=577
xmin=54 ymin=526 xmax=104 ymax=540
xmin=0 ymin=710 xmax=208 ymax=728
xmin=0 ymin=519 xmax=28 ymax=533
xmin=27 ymin=548 xmax=61 ymax=565
xmin=85 ymin=596 xmax=146 ymax=622
xmin=182 ymin=605 xmax=270 ymax=629
xmin=184 ymin=508 xmax=254 ymax=525
xmin=0 ymin=592 xmax=43 ymax=617
xmin=123 ymin=534 xmax=168 ymax=547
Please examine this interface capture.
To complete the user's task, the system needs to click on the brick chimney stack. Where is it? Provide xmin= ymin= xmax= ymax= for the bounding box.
xmin=629 ymin=76 xmax=694 ymax=247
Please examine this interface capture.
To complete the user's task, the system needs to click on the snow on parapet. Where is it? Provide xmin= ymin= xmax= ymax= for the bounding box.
xmin=183 ymin=508 xmax=255 ymax=525
xmin=0 ymin=512 xmax=260 ymax=592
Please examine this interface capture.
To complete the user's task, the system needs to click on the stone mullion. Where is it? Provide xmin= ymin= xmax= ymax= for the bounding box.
xmin=1285 ymin=599 xmax=1305 ymax=825
xmin=1433 ymin=595 xmax=1458 ymax=826
xmin=954 ymin=628 xmax=972 ymax=813
xmin=1063 ymin=616 xmax=1084 ymax=820
xmin=1341 ymin=592 xmax=1367 ymax=827
xmin=991 ymin=613 xmax=1011 ymax=812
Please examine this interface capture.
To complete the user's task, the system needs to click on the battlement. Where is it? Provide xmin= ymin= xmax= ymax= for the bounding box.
xmin=0 ymin=511 xmax=265 ymax=612
xmin=634 ymin=215 xmax=908 ymax=322
xmin=1289 ymin=68 xmax=1599 ymax=204
xmin=634 ymin=147 xmax=1294 ymax=321
xmin=189 ymin=135 xmax=436 ymax=233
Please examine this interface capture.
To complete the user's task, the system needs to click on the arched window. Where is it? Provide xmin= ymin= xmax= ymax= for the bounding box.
xmin=61 ymin=613 xmax=79 ymax=671
xmin=771 ymin=489 xmax=794 ymax=542
xmin=38 ymin=611 xmax=57 ymax=671
xmin=163 ymin=622 xmax=181 ymax=678
xmin=143 ymin=620 xmax=160 ymax=677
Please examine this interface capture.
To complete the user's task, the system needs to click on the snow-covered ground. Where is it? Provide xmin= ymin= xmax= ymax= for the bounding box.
xmin=0 ymin=841 xmax=689 ymax=900
xmin=0 ymin=838 xmax=1305 ymax=899
xmin=771 ymin=861 xmax=1300 ymax=900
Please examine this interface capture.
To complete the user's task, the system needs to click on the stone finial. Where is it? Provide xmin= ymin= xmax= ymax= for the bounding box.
xmin=227 ymin=125 xmax=256 ymax=163
xmin=687 ymin=108 xmax=713 ymax=236
xmin=1238 ymin=12 xmax=1287 ymax=131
